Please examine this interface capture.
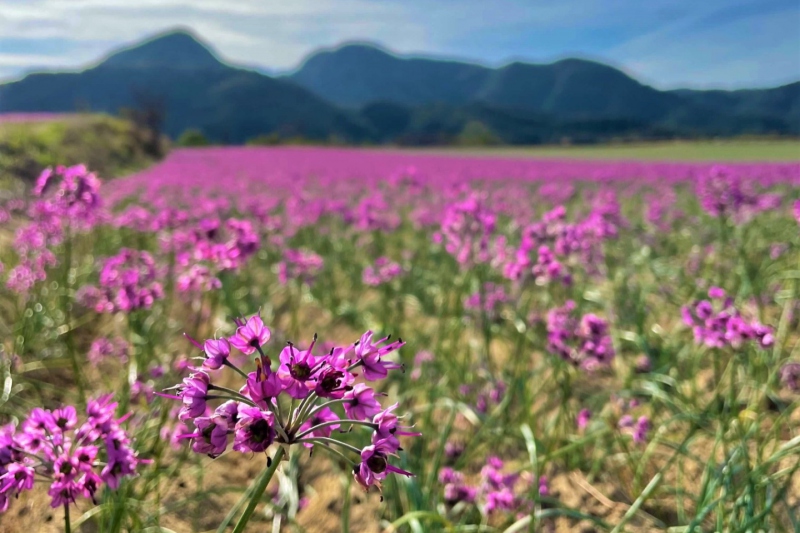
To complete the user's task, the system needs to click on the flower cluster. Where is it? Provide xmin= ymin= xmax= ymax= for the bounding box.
xmin=0 ymin=395 xmax=140 ymax=513
xmin=464 ymin=283 xmax=508 ymax=320
xmin=644 ymin=189 xmax=678 ymax=231
xmin=696 ymin=165 xmax=777 ymax=222
xmin=167 ymin=315 xmax=418 ymax=492
xmin=172 ymin=217 xmax=260 ymax=272
xmin=362 ymin=257 xmax=404 ymax=286
xmin=546 ymin=301 xmax=615 ymax=369
xmin=502 ymin=204 xmax=612 ymax=283
xmin=88 ymin=337 xmax=130 ymax=365
xmin=78 ymin=248 xmax=164 ymax=313
xmin=439 ymin=457 xmax=548 ymax=515
xmin=5 ymin=165 xmax=104 ymax=292
xmin=33 ymin=164 xmax=102 ymax=227
xmin=681 ymin=287 xmax=773 ymax=349
xmin=277 ymin=249 xmax=324 ymax=286
xmin=436 ymin=194 xmax=497 ymax=268
xmin=531 ymin=246 xmax=571 ymax=286
xmin=352 ymin=192 xmax=401 ymax=232
xmin=618 ymin=415 xmax=650 ymax=445
xmin=176 ymin=264 xmax=223 ymax=293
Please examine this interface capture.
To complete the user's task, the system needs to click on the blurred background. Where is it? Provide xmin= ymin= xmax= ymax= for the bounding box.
xmin=0 ymin=0 xmax=798 ymax=170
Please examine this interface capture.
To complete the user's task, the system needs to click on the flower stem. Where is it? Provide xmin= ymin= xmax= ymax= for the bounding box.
xmin=230 ymin=446 xmax=285 ymax=533
xmin=206 ymin=394 xmax=257 ymax=406
xmin=64 ymin=504 xmax=71 ymax=533
xmin=296 ymin=436 xmax=362 ymax=455
xmin=294 ymin=419 xmax=375 ymax=440
xmin=224 ymin=360 xmax=250 ymax=379
xmin=209 ymin=384 xmax=251 ymax=401
xmin=305 ymin=398 xmax=350 ymax=421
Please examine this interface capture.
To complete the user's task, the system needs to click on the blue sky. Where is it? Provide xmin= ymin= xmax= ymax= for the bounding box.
xmin=1 ymin=0 xmax=798 ymax=88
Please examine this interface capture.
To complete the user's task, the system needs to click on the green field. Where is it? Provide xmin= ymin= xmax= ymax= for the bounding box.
xmin=415 ymin=139 xmax=800 ymax=161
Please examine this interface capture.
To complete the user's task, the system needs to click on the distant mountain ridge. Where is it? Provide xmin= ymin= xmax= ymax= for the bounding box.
xmin=1 ymin=29 xmax=798 ymax=145
xmin=0 ymin=31 xmax=369 ymax=143
xmin=288 ymin=43 xmax=800 ymax=126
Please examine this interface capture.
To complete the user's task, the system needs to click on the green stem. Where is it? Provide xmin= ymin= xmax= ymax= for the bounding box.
xmin=294 ymin=419 xmax=375 ymax=440
xmin=62 ymin=225 xmax=85 ymax=404
xmin=224 ymin=360 xmax=250 ymax=380
xmin=297 ymin=437 xmax=362 ymax=455
xmin=341 ymin=473 xmax=352 ymax=533
xmin=230 ymin=446 xmax=286 ymax=533
xmin=64 ymin=504 xmax=71 ymax=533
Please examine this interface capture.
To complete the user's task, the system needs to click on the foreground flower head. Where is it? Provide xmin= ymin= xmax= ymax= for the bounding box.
xmin=166 ymin=313 xmax=418 ymax=494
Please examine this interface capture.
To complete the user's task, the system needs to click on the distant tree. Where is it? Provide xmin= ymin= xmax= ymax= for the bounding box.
xmin=177 ymin=128 xmax=210 ymax=147
xmin=120 ymin=90 xmax=167 ymax=158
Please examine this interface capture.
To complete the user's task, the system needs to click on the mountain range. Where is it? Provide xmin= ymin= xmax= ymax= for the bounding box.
xmin=1 ymin=29 xmax=798 ymax=145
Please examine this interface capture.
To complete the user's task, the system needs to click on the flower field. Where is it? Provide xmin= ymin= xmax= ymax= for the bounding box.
xmin=1 ymin=146 xmax=799 ymax=532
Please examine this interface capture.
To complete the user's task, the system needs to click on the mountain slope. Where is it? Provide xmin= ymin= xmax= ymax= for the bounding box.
xmin=2 ymin=30 xmax=798 ymax=144
xmin=288 ymin=43 xmax=491 ymax=108
xmin=289 ymin=43 xmax=800 ymax=133
xmin=670 ymin=82 xmax=800 ymax=122
xmin=0 ymin=31 xmax=370 ymax=143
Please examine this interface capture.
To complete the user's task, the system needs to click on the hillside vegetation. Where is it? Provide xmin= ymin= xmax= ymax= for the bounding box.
xmin=0 ymin=114 xmax=162 ymax=186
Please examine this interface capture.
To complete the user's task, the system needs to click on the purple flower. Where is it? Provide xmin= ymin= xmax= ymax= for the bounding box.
xmin=0 ymin=396 xmax=140 ymax=513
xmin=372 ymin=403 xmax=421 ymax=449
xmin=229 ymin=315 xmax=271 ymax=355
xmin=353 ymin=438 xmax=413 ymax=490
xmin=233 ymin=406 xmax=275 ymax=453
xmin=633 ymin=416 xmax=650 ymax=444
xmin=101 ymin=431 xmax=138 ymax=490
xmin=439 ymin=468 xmax=477 ymax=504
xmin=277 ymin=339 xmax=323 ymax=399
xmin=314 ymin=366 xmax=354 ymax=399
xmin=277 ymin=248 xmax=324 ymax=286
xmin=244 ymin=361 xmax=283 ymax=405
xmin=297 ymin=407 xmax=340 ymax=448
xmin=546 ymin=301 xmax=615 ymax=369
xmin=163 ymin=314 xmax=418 ymax=506
xmin=81 ymin=248 xmax=163 ymax=313
xmin=177 ymin=371 xmax=210 ymax=422
xmin=538 ymin=476 xmax=549 ymax=497
xmin=577 ymin=408 xmax=591 ymax=430
xmin=0 ymin=463 xmax=34 ymax=494
xmin=344 ymin=384 xmax=383 ymax=421
xmin=88 ymin=337 xmax=129 ymax=365
xmin=362 ymin=257 xmax=404 ymax=286
xmin=355 ymin=331 xmax=404 ymax=381
xmin=203 ymin=338 xmax=231 ymax=370
xmin=188 ymin=416 xmax=230 ymax=457
xmin=683 ymin=288 xmax=774 ymax=350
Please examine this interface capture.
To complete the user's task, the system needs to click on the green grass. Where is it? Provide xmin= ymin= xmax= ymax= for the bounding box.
xmin=0 ymin=113 xmax=162 ymax=185
xmin=412 ymin=139 xmax=800 ymax=161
